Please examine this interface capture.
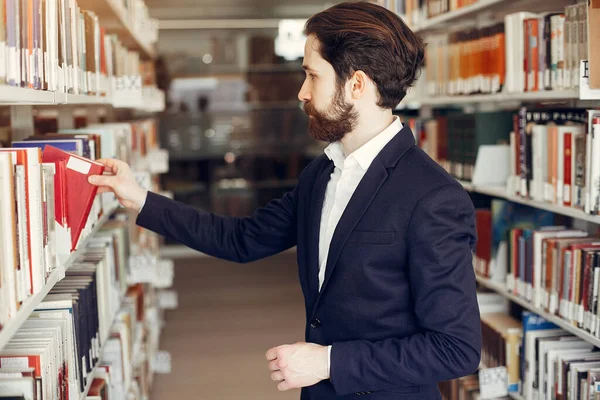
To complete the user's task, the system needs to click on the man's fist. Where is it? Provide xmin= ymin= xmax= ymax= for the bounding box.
xmin=88 ymin=158 xmax=148 ymax=212
xmin=266 ymin=342 xmax=329 ymax=391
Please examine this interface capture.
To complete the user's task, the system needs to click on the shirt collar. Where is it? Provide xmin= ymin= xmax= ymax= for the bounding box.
xmin=324 ymin=116 xmax=403 ymax=171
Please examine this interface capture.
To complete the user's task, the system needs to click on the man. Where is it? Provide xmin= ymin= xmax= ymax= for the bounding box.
xmin=89 ymin=2 xmax=482 ymax=398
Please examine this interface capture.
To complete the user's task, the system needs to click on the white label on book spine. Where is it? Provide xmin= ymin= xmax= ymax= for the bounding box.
xmin=153 ymin=351 xmax=172 ymax=374
xmin=66 ymin=156 xmax=91 ymax=175
xmin=158 ymin=290 xmax=178 ymax=310
xmin=0 ymin=357 xmax=29 ymax=369
xmin=506 ymin=275 xmax=513 ymax=292
xmin=564 ymin=185 xmax=571 ymax=203
xmin=479 ymin=367 xmax=508 ymax=399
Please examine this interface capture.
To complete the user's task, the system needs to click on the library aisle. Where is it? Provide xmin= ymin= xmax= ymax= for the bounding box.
xmin=151 ymin=251 xmax=304 ymax=400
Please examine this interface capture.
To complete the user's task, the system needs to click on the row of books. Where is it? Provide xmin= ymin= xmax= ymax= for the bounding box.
xmin=0 ymin=178 xmax=171 ymax=400
xmin=120 ymin=0 xmax=159 ymax=46
xmin=440 ymin=299 xmax=600 ymax=400
xmin=425 ymin=4 xmax=590 ymax=96
xmin=0 ymin=0 xmax=156 ymax=95
xmin=0 ymin=230 xmax=125 ymax=400
xmin=0 ymin=118 xmax=162 ymax=329
xmin=408 ymin=107 xmax=600 ymax=216
xmin=473 ymin=198 xmax=600 ymax=336
xmin=509 ymin=109 xmax=600 ymax=217
xmin=408 ymin=110 xmax=513 ymax=182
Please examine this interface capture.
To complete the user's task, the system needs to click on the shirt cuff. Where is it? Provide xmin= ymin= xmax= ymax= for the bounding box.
xmin=138 ymin=191 xmax=148 ymax=213
xmin=327 ymin=345 xmax=332 ymax=377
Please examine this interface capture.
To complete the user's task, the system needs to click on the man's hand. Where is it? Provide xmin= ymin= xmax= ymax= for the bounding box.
xmin=266 ymin=342 xmax=329 ymax=391
xmin=88 ymin=158 xmax=148 ymax=212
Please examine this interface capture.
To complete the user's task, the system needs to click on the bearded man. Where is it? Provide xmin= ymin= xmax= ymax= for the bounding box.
xmin=89 ymin=2 xmax=482 ymax=398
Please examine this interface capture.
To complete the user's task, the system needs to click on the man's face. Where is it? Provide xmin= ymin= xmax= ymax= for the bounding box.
xmin=298 ymin=34 xmax=357 ymax=143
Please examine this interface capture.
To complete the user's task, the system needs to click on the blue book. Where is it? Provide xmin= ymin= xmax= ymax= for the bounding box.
xmin=11 ymin=140 xmax=84 ymax=156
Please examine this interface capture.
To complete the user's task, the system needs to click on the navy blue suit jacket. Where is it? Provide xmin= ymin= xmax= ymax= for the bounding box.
xmin=136 ymin=125 xmax=482 ymax=399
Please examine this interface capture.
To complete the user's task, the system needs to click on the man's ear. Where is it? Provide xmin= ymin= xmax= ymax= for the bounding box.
xmin=349 ymin=70 xmax=369 ymax=100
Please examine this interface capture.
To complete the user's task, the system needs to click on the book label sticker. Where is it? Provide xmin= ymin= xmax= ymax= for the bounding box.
xmin=0 ymin=357 xmax=29 ymax=369
xmin=66 ymin=156 xmax=91 ymax=175
xmin=158 ymin=290 xmax=178 ymax=310
xmin=479 ymin=367 xmax=508 ymax=399
xmin=153 ymin=351 xmax=172 ymax=374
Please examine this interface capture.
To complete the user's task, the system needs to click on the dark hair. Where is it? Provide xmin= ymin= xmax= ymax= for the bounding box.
xmin=305 ymin=1 xmax=425 ymax=109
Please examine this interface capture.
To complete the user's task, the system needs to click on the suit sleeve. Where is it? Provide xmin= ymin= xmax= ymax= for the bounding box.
xmin=136 ymin=186 xmax=298 ymax=263
xmin=329 ymin=183 xmax=481 ymax=395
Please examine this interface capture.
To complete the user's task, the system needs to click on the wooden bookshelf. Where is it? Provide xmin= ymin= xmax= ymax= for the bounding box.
xmin=476 ymin=275 xmax=600 ymax=348
xmin=0 ymin=204 xmax=119 ymax=351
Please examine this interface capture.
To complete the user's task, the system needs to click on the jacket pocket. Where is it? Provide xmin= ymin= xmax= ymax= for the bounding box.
xmin=347 ymin=230 xmax=395 ymax=245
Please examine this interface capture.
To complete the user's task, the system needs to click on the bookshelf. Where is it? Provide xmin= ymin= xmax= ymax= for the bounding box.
xmin=412 ymin=0 xmax=581 ymax=33
xmin=402 ymin=90 xmax=584 ymax=108
xmin=0 ymin=204 xmax=118 ymax=351
xmin=476 ymin=275 xmax=600 ymax=348
xmin=413 ymin=0 xmax=506 ymax=32
xmin=77 ymin=0 xmax=157 ymax=60
xmin=1 ymin=85 xmax=166 ymax=112
xmin=509 ymin=393 xmax=526 ymax=400
xmin=458 ymin=182 xmax=600 ymax=225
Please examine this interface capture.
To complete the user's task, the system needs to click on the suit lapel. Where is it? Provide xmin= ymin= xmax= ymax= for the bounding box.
xmin=311 ymin=160 xmax=389 ymax=315
xmin=307 ymin=159 xmax=334 ymax=302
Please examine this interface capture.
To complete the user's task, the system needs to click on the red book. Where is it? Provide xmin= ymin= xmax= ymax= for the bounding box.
xmin=41 ymin=146 xmax=104 ymax=251
xmin=475 ymin=209 xmax=492 ymax=277
xmin=564 ymin=132 xmax=572 ymax=207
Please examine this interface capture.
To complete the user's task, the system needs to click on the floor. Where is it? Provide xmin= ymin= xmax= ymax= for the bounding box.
xmin=150 ymin=251 xmax=306 ymax=400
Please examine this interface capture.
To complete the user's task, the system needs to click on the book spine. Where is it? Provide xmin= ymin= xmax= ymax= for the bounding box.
xmin=592 ymin=118 xmax=600 ymax=214
xmin=556 ymin=14 xmax=565 ymax=89
xmin=574 ymin=134 xmax=586 ymax=210
xmin=519 ymin=107 xmax=528 ymax=197
xmin=564 ymin=132 xmax=572 ymax=207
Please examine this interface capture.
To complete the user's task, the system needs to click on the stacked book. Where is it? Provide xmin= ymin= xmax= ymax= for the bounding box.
xmin=0 ymin=0 xmax=157 ymax=96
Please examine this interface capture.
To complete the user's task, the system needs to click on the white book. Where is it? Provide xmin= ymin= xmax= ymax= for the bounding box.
xmin=591 ymin=118 xmax=600 ymax=215
xmin=0 ymin=376 xmax=36 ymax=400
xmin=570 ymin=5 xmax=580 ymax=89
xmin=69 ymin=0 xmax=79 ymax=94
xmin=546 ymin=347 xmax=594 ymax=400
xmin=505 ymin=12 xmax=539 ymax=93
xmin=0 ymin=153 xmax=19 ymax=321
xmin=532 ymin=124 xmax=548 ymax=202
xmin=585 ymin=111 xmax=597 ymax=214
xmin=12 ymin=165 xmax=30 ymax=300
xmin=524 ymin=329 xmax=566 ymax=399
xmin=20 ymin=148 xmax=45 ymax=295
xmin=538 ymin=338 xmax=590 ymax=400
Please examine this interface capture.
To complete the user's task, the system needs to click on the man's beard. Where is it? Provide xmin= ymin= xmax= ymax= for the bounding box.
xmin=303 ymin=86 xmax=358 ymax=143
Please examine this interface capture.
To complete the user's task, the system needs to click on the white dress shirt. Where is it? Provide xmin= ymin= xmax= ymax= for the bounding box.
xmin=318 ymin=116 xmax=403 ymax=290
xmin=318 ymin=116 xmax=402 ymax=373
